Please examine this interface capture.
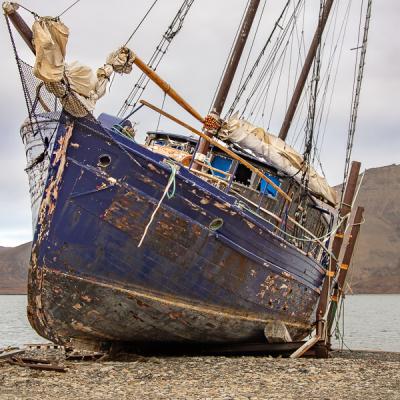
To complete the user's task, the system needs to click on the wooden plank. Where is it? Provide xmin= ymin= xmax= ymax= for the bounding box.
xmin=290 ymin=335 xmax=321 ymax=359
xmin=0 ymin=349 xmax=25 ymax=360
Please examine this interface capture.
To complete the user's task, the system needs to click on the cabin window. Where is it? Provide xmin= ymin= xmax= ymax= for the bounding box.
xmin=234 ymin=164 xmax=252 ymax=186
xmin=211 ymin=155 xmax=233 ymax=178
xmin=258 ymin=173 xmax=281 ymax=198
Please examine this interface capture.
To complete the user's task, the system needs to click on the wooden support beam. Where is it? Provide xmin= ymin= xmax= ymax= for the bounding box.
xmin=290 ymin=336 xmax=321 ymax=359
xmin=316 ymin=161 xmax=361 ymax=335
xmin=327 ymin=206 xmax=365 ymax=334
xmin=140 ymin=99 xmax=292 ymax=203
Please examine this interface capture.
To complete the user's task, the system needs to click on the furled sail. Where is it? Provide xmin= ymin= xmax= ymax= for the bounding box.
xmin=32 ymin=17 xmax=134 ymax=117
xmin=220 ymin=115 xmax=338 ymax=206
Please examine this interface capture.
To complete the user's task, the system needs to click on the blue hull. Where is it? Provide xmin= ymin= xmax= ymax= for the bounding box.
xmin=28 ymin=115 xmax=324 ymax=346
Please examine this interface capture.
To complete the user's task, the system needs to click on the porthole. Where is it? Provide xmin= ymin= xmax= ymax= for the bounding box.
xmin=98 ymin=154 xmax=111 ymax=168
xmin=209 ymin=218 xmax=224 ymax=231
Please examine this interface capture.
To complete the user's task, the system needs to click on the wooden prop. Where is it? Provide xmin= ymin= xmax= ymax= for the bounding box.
xmin=316 ymin=161 xmax=361 ymax=336
xmin=327 ymin=206 xmax=365 ymax=333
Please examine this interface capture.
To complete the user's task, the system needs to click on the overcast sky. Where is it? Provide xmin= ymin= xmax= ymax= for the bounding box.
xmin=0 ymin=0 xmax=399 ymax=247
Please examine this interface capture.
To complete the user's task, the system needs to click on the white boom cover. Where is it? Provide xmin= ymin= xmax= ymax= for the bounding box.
xmin=220 ymin=115 xmax=337 ymax=205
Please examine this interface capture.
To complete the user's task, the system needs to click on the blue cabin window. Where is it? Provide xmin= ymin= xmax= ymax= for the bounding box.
xmin=211 ymin=155 xmax=233 ymax=178
xmin=259 ymin=173 xmax=281 ymax=197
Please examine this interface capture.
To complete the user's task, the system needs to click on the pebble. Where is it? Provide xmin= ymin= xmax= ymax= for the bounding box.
xmin=0 ymin=349 xmax=399 ymax=399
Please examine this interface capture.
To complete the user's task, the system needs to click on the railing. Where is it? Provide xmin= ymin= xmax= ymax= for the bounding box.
xmin=140 ymin=100 xmax=335 ymax=268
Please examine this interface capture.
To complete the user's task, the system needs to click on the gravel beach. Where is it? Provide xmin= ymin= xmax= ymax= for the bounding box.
xmin=1 ymin=348 xmax=399 ymax=399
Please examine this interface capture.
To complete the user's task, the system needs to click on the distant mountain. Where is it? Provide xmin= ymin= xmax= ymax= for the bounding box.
xmin=348 ymin=164 xmax=400 ymax=294
xmin=0 ymin=164 xmax=399 ymax=295
xmin=0 ymin=242 xmax=31 ymax=294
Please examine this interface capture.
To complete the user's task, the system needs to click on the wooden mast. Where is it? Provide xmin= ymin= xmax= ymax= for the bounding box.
xmin=278 ymin=0 xmax=335 ymax=141
xmin=3 ymin=4 xmax=35 ymax=54
xmin=197 ymin=0 xmax=261 ymax=156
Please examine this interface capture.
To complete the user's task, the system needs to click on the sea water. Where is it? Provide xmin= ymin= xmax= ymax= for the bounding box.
xmin=0 ymin=294 xmax=399 ymax=352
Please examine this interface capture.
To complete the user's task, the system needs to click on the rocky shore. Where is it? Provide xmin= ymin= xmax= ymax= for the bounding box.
xmin=1 ymin=348 xmax=399 ymax=399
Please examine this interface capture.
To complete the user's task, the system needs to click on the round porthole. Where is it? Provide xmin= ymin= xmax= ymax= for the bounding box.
xmin=98 ymin=154 xmax=111 ymax=168
xmin=209 ymin=218 xmax=224 ymax=231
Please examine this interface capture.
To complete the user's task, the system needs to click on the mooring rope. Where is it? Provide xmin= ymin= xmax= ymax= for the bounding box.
xmin=137 ymin=161 xmax=177 ymax=248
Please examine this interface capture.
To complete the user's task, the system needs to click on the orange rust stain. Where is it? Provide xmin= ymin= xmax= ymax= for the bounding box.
xmin=245 ymin=220 xmax=255 ymax=229
xmin=168 ymin=312 xmax=183 ymax=320
xmin=214 ymin=201 xmax=230 ymax=211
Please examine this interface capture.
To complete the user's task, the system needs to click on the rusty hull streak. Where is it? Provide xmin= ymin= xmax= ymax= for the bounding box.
xmin=44 ymin=268 xmax=311 ymax=337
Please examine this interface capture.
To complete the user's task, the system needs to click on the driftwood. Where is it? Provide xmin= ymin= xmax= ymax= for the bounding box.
xmin=0 ymin=349 xmax=25 ymax=360
xmin=8 ymin=356 xmax=67 ymax=373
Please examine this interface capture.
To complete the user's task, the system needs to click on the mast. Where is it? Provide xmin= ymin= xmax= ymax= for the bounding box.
xmin=3 ymin=4 xmax=35 ymax=54
xmin=278 ymin=0 xmax=335 ymax=141
xmin=197 ymin=0 xmax=261 ymax=156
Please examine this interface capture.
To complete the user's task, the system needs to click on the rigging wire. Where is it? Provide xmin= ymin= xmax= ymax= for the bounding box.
xmin=311 ymin=0 xmax=352 ymax=167
xmin=341 ymin=0 xmax=372 ymax=204
xmin=235 ymin=0 xmax=268 ymax=101
xmin=245 ymin=1 xmax=305 ymax=123
xmin=124 ymin=0 xmax=160 ymax=47
xmin=57 ymin=0 xmax=81 ymax=18
xmin=156 ymin=92 xmax=167 ymax=132
xmin=226 ymin=0 xmax=295 ymax=118
xmin=118 ymin=0 xmax=195 ymax=117
xmin=299 ymin=0 xmax=324 ymax=199
xmin=209 ymin=0 xmax=251 ymax=112
xmin=240 ymin=1 xmax=303 ymax=119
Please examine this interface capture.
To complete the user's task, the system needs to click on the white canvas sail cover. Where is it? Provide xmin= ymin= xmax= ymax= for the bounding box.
xmin=32 ymin=17 xmax=134 ymax=116
xmin=220 ymin=115 xmax=338 ymax=205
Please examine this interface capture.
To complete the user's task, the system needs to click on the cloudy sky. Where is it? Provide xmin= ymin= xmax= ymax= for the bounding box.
xmin=0 ymin=0 xmax=398 ymax=246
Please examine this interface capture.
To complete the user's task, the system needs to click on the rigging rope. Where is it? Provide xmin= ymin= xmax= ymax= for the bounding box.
xmin=57 ymin=0 xmax=81 ymax=18
xmin=209 ymin=0 xmax=251 ymax=112
xmin=118 ymin=0 xmax=195 ymax=117
xmin=341 ymin=0 xmax=372 ymax=204
xmin=124 ymin=0 xmax=160 ymax=47
xmin=300 ymin=0 xmax=324 ymax=200
xmin=226 ymin=0 xmax=297 ymax=118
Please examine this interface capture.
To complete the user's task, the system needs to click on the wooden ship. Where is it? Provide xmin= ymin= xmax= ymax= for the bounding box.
xmin=3 ymin=0 xmax=371 ymax=356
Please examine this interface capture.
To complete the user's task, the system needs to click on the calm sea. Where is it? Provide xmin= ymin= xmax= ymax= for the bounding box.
xmin=0 ymin=294 xmax=399 ymax=352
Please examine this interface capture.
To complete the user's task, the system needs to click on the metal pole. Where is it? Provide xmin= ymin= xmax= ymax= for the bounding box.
xmin=197 ymin=0 xmax=261 ymax=156
xmin=316 ymin=161 xmax=361 ymax=336
xmin=278 ymin=0 xmax=335 ymax=141
xmin=327 ymin=206 xmax=365 ymax=335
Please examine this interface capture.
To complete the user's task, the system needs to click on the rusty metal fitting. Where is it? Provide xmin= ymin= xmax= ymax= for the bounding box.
xmin=203 ymin=113 xmax=221 ymax=134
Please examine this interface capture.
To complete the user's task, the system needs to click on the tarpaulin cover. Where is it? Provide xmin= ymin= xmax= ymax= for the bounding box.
xmin=220 ymin=115 xmax=338 ymax=205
